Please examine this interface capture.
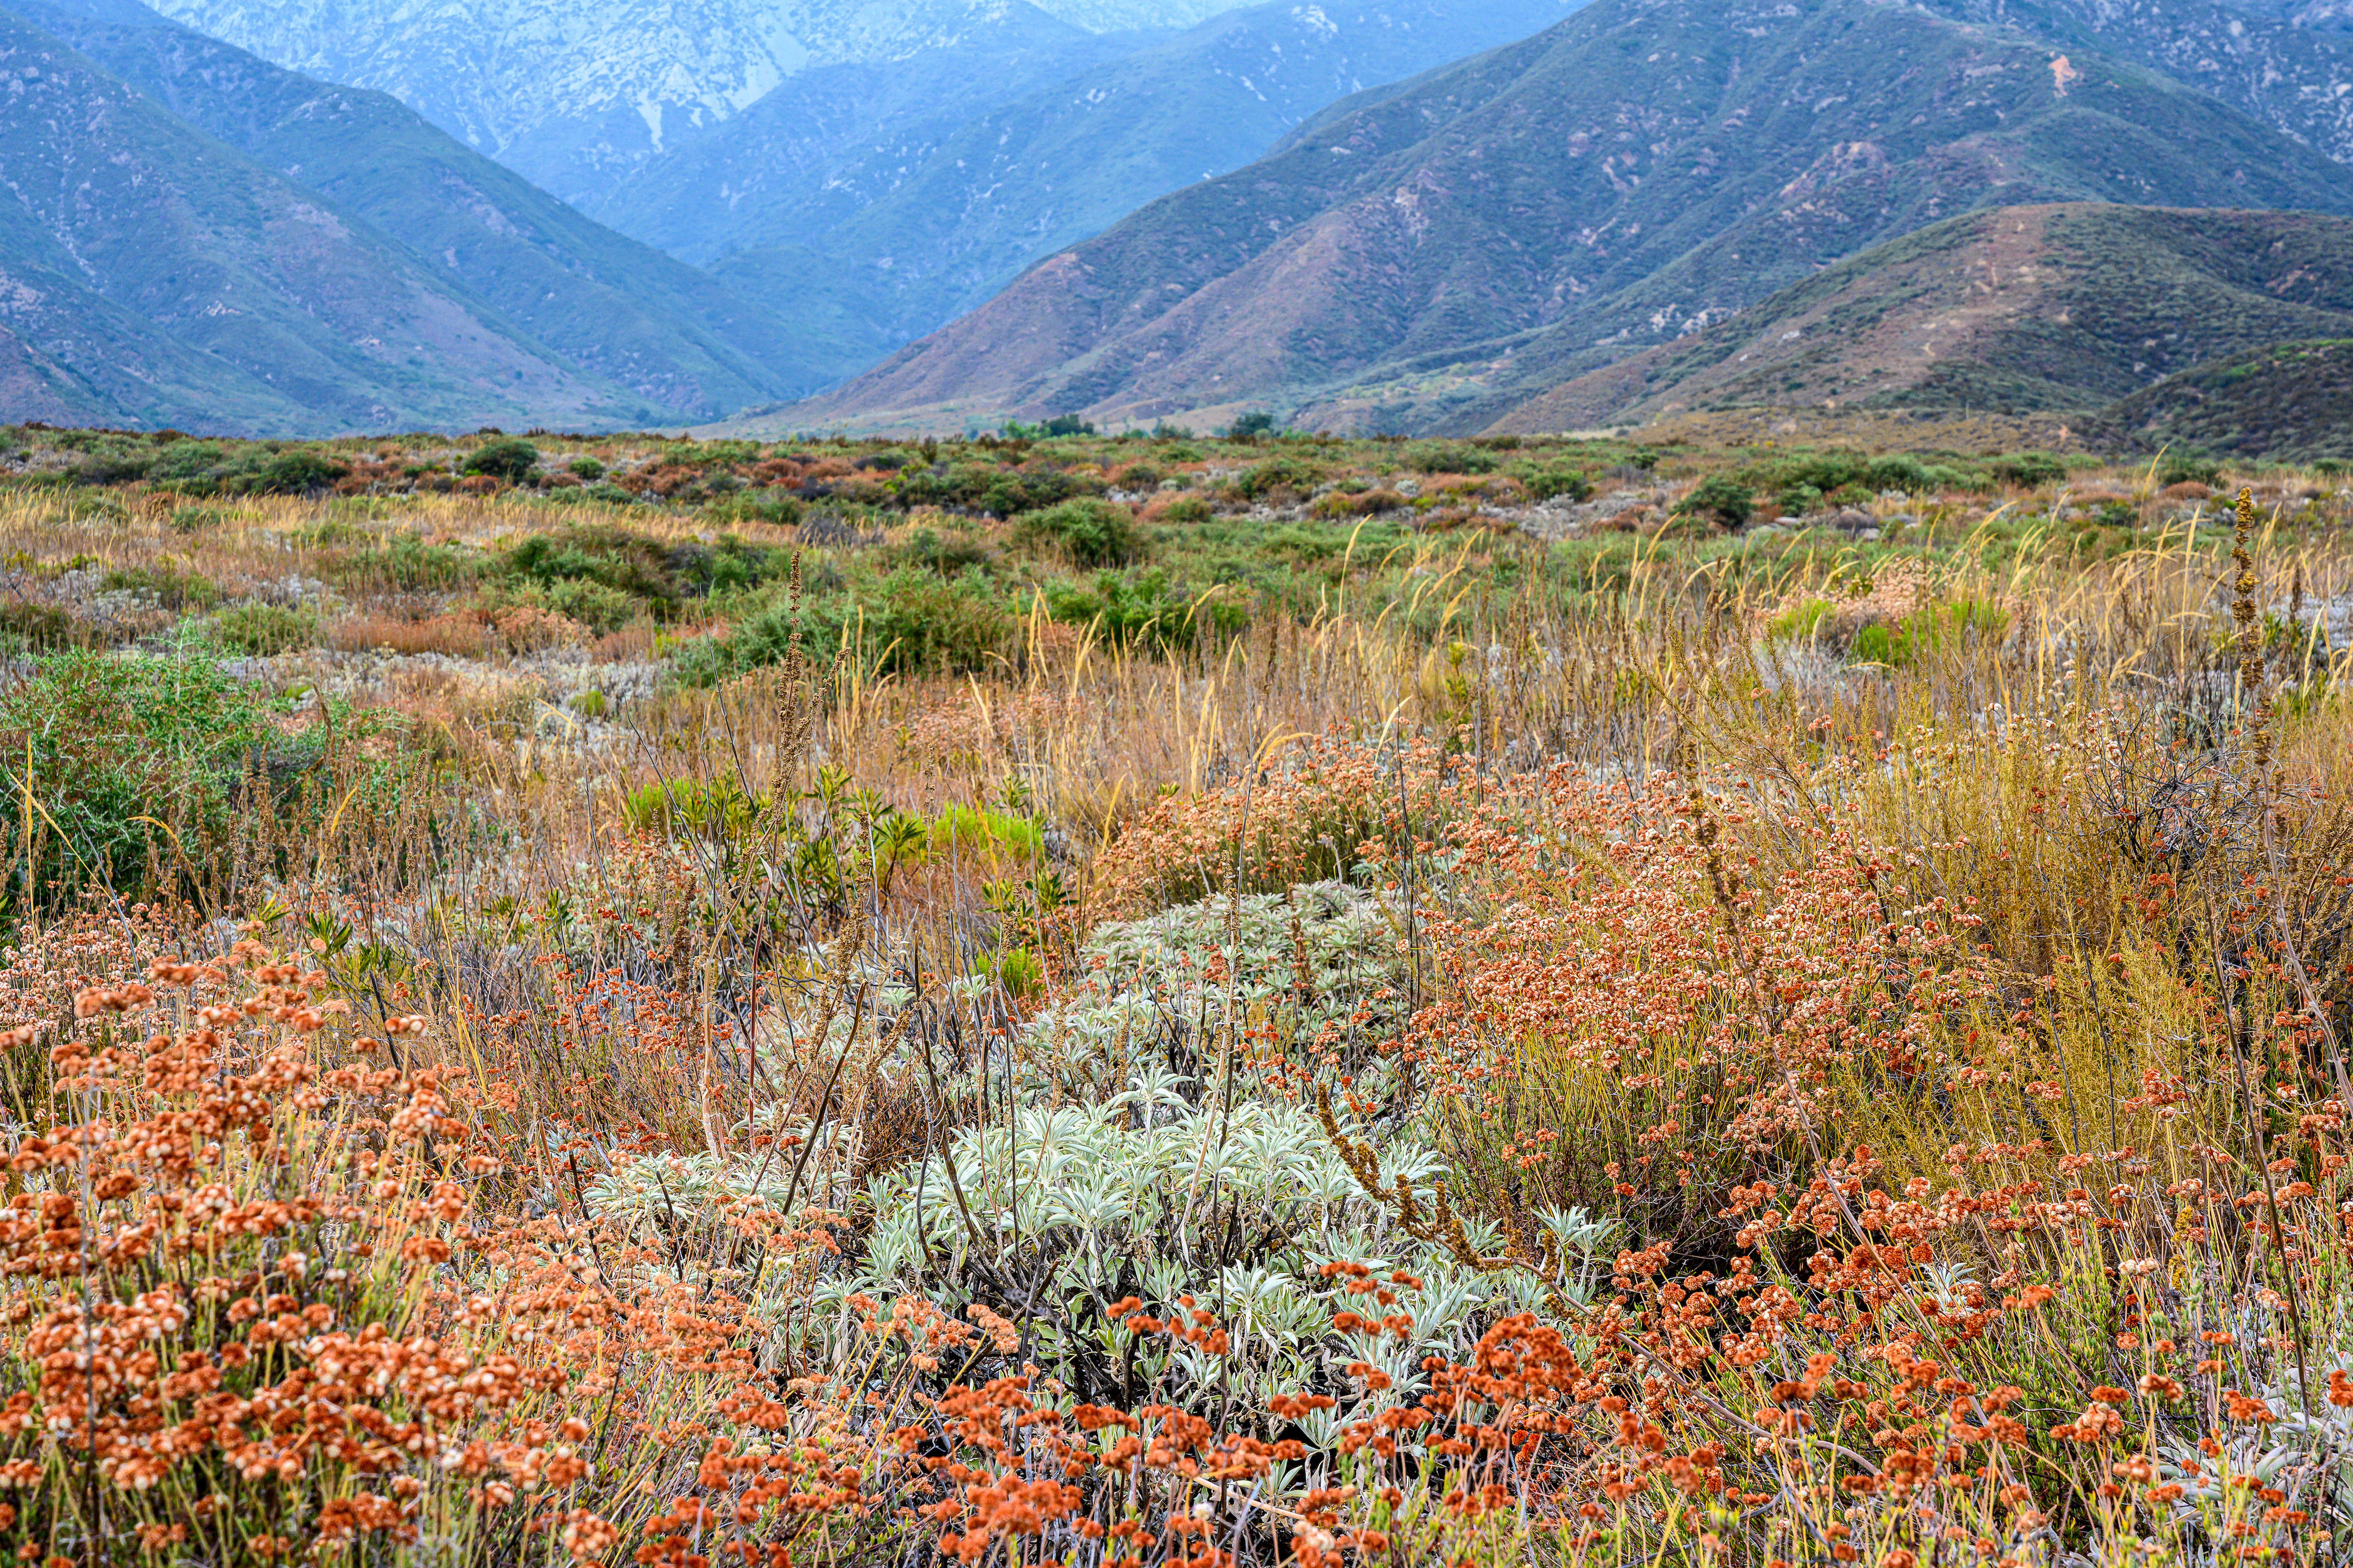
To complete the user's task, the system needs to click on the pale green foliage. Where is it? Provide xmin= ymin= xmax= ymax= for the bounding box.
xmin=803 ymin=879 xmax=1613 ymax=1424
xmin=1021 ymin=880 xmax=1406 ymax=1104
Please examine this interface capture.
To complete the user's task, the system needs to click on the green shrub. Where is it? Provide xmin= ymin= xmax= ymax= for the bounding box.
xmin=1231 ymin=457 xmax=1324 ymax=502
xmin=623 ymin=775 xmax=764 ymax=836
xmin=1309 ymin=488 xmax=1410 ymax=518
xmin=1406 ymin=442 xmax=1499 ymax=475
xmin=384 ymin=534 xmax=475 ymax=591
xmin=706 ymin=491 xmax=803 ymax=528
xmin=901 ymin=527 xmax=990 ymax=576
xmin=169 ymin=505 xmax=232 ymax=533
xmin=1674 ymin=474 xmax=1753 ymax=530
xmin=64 ymin=493 xmax=131 ymax=524
xmin=1512 ymin=462 xmax=1592 ymax=502
xmin=2160 ymin=454 xmax=2223 ymax=487
xmin=497 ymin=525 xmax=780 ymax=619
xmin=101 ymin=563 xmax=219 ymax=611
xmin=67 ymin=446 xmax=156 ymax=484
xmin=1016 ymin=499 xmax=1142 ymax=567
xmin=494 ymin=578 xmax=639 ymax=635
xmin=1042 ymin=569 xmax=1244 ymax=648
xmin=206 ymin=602 xmax=319 ymax=655
xmin=1865 ymin=454 xmax=1932 ymax=492
xmin=462 ymin=439 xmax=541 ymax=484
xmin=0 ymin=651 xmax=275 ymax=905
xmin=856 ymin=572 xmax=1017 ymax=671
xmin=991 ymin=946 xmax=1045 ymax=997
xmin=1161 ymin=496 xmax=1215 ymax=524
xmin=1846 ymin=598 xmax=2010 ymax=665
xmin=896 ymin=463 xmax=1096 ymax=517
xmin=926 ymin=804 xmax=1045 ymax=863
xmin=1765 ymin=598 xmax=1833 ymax=642
xmin=1991 ymin=451 xmax=2068 ymax=488
xmin=569 ymin=457 xmax=607 ymax=480
xmin=680 ymin=570 xmax=1013 ymax=682
xmin=259 ymin=448 xmax=350 ymax=494
xmin=1742 ymin=450 xmax=1865 ymax=513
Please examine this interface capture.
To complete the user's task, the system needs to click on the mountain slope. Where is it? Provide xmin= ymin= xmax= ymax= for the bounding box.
xmin=654 ymin=0 xmax=1581 ymax=345
xmin=1913 ymin=0 xmax=2353 ymax=160
xmin=139 ymin=0 xmax=1219 ymax=201
xmin=2097 ymin=338 xmax=2353 ymax=461
xmin=576 ymin=0 xmax=1581 ymax=380
xmin=580 ymin=24 xmax=1162 ymax=264
xmin=2217 ymin=0 xmax=2353 ymax=33
xmin=5 ymin=0 xmax=826 ymax=413
xmin=773 ymin=0 xmax=2353 ymax=434
xmin=1484 ymin=205 xmax=2353 ymax=430
xmin=0 ymin=4 xmax=789 ymax=433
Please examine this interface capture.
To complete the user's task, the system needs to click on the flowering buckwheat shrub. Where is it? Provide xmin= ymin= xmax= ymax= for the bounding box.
xmin=0 ymin=932 xmax=828 ymax=1567
xmin=1087 ymin=739 xmax=1453 ymax=913
xmin=1409 ymin=761 xmax=2009 ymax=1256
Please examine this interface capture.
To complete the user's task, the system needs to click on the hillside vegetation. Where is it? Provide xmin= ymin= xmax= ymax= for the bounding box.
xmin=1492 ymin=205 xmax=2353 ymax=432
xmin=2100 ymin=339 xmax=2353 ymax=462
xmin=0 ymin=414 xmax=2352 ymax=1558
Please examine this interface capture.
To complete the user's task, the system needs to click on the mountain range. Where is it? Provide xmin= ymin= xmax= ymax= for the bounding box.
xmin=762 ymin=0 xmax=2353 ymax=435
xmin=12 ymin=0 xmax=2353 ymax=438
xmin=121 ymin=0 xmax=1589 ymax=387
xmin=594 ymin=0 xmax=1587 ymax=379
xmin=137 ymin=0 xmax=1219 ymax=200
xmin=0 ymin=0 xmax=818 ymax=432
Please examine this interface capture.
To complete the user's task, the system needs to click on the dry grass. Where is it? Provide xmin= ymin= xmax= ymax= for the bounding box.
xmin=0 ymin=453 xmax=2350 ymax=1564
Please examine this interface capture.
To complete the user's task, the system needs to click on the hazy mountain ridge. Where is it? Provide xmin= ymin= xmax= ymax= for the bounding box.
xmin=142 ymin=0 xmax=1233 ymax=199
xmin=0 ymin=7 xmax=628 ymax=432
xmin=604 ymin=0 xmax=1584 ymax=379
xmin=580 ymin=28 xmax=1165 ymax=263
xmin=769 ymin=0 xmax=2353 ymax=435
xmin=8 ymin=0 xmax=833 ymax=415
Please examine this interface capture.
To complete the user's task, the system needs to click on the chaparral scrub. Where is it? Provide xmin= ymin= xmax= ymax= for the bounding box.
xmin=0 ymin=442 xmax=2351 ymax=1568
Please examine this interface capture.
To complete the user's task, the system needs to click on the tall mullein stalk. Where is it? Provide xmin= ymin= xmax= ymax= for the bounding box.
xmin=2231 ymin=486 xmax=2274 ymax=783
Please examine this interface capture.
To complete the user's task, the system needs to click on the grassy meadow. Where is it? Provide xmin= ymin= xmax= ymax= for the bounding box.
xmin=0 ymin=418 xmax=2350 ymax=1565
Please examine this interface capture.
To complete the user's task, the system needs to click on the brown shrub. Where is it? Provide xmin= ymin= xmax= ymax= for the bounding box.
xmin=329 ymin=610 xmax=492 ymax=657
